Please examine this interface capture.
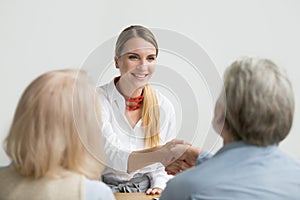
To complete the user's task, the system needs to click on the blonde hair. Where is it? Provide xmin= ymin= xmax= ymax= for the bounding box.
xmin=5 ymin=69 xmax=104 ymax=179
xmin=221 ymin=57 xmax=294 ymax=146
xmin=115 ymin=25 xmax=161 ymax=147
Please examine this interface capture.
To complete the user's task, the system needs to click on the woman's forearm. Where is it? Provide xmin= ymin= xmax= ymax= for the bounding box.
xmin=127 ymin=146 xmax=163 ymax=172
xmin=127 ymin=140 xmax=191 ymax=173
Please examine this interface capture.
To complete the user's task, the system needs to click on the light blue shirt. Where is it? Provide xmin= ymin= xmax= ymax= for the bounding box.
xmin=84 ymin=178 xmax=115 ymax=200
xmin=160 ymin=141 xmax=300 ymax=200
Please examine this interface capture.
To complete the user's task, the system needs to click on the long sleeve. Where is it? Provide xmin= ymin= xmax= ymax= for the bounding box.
xmin=100 ymin=94 xmax=131 ymax=172
xmin=196 ymin=151 xmax=214 ymax=166
xmin=150 ymin=165 xmax=173 ymax=189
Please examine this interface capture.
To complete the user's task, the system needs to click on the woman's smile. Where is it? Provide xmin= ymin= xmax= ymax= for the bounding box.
xmin=131 ymin=72 xmax=149 ymax=80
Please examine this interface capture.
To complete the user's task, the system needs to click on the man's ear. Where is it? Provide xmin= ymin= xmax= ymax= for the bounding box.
xmin=216 ymin=103 xmax=225 ymax=124
xmin=114 ymin=56 xmax=119 ymax=68
xmin=212 ymin=101 xmax=226 ymax=134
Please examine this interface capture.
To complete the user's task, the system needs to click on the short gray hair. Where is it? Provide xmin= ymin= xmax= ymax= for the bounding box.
xmin=221 ymin=57 xmax=294 ymax=146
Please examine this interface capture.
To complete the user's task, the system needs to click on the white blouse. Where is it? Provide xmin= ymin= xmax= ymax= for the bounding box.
xmin=98 ymin=79 xmax=176 ymax=189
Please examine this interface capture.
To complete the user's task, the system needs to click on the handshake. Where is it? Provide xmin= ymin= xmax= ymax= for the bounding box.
xmin=159 ymin=139 xmax=202 ymax=175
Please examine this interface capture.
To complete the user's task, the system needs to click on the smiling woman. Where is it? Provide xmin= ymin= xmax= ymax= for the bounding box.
xmin=114 ymin=36 xmax=157 ymax=116
xmin=98 ymin=25 xmax=187 ymax=195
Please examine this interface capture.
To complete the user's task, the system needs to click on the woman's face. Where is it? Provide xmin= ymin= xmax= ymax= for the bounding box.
xmin=115 ymin=37 xmax=156 ymax=89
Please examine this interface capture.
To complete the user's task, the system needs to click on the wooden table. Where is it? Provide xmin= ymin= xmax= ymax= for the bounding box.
xmin=114 ymin=193 xmax=160 ymax=200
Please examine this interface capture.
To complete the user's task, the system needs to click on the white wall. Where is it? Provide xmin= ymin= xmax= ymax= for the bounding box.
xmin=1 ymin=0 xmax=300 ymax=165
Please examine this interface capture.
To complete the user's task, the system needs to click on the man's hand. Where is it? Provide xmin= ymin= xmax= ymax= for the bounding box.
xmin=165 ymin=146 xmax=201 ymax=175
xmin=159 ymin=139 xmax=191 ymax=167
xmin=165 ymin=159 xmax=192 ymax=175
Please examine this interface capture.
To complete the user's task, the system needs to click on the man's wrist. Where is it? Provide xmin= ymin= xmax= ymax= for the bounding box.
xmin=185 ymin=147 xmax=201 ymax=166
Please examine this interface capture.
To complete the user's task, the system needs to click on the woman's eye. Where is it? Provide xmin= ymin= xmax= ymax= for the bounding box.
xmin=129 ymin=55 xmax=139 ymax=60
xmin=147 ymin=56 xmax=156 ymax=61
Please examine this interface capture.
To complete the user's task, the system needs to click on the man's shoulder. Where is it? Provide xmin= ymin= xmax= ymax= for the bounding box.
xmin=169 ymin=164 xmax=213 ymax=188
xmin=160 ymin=166 xmax=212 ymax=200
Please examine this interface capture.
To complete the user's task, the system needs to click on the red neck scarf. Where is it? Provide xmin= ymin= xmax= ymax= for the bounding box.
xmin=114 ymin=77 xmax=144 ymax=111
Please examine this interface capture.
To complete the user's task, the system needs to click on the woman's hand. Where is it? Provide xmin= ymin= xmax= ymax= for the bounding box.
xmin=146 ymin=187 xmax=163 ymax=195
xmin=159 ymin=139 xmax=192 ymax=167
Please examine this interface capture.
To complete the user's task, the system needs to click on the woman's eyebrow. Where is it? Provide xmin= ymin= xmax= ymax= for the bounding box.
xmin=125 ymin=52 xmax=156 ymax=56
xmin=126 ymin=52 xmax=139 ymax=55
xmin=147 ymin=54 xmax=156 ymax=57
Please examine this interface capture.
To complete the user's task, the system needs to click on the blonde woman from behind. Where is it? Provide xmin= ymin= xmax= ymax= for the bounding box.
xmin=0 ymin=69 xmax=115 ymax=200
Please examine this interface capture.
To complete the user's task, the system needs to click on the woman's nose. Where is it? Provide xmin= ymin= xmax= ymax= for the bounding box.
xmin=140 ymin=58 xmax=148 ymax=66
xmin=137 ymin=59 xmax=149 ymax=68
xmin=136 ymin=64 xmax=146 ymax=70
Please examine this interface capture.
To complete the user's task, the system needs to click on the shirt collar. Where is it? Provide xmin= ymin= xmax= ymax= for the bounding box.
xmin=106 ymin=78 xmax=126 ymax=111
xmin=105 ymin=78 xmax=121 ymax=100
xmin=215 ymin=141 xmax=278 ymax=156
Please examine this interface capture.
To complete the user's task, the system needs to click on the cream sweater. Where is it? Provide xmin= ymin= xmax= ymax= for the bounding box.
xmin=0 ymin=167 xmax=85 ymax=200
